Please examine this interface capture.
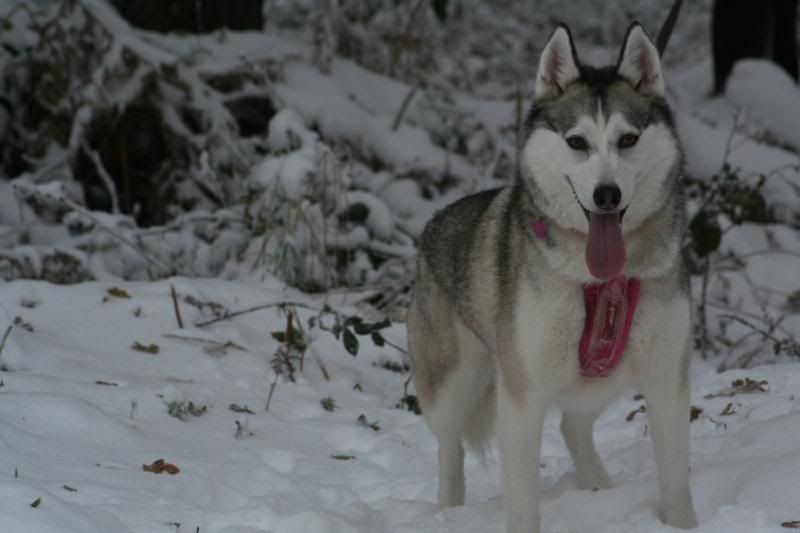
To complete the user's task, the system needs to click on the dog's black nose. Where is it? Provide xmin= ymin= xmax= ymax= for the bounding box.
xmin=593 ymin=184 xmax=621 ymax=211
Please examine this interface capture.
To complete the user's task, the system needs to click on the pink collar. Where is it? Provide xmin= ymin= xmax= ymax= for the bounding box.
xmin=530 ymin=217 xmax=639 ymax=377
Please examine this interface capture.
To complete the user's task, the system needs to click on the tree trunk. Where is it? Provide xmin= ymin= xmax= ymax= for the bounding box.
xmin=712 ymin=0 xmax=798 ymax=94
xmin=111 ymin=0 xmax=264 ymax=33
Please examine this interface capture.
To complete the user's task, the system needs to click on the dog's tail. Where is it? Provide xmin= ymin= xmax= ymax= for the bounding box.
xmin=656 ymin=0 xmax=684 ymax=56
xmin=462 ymin=383 xmax=496 ymax=462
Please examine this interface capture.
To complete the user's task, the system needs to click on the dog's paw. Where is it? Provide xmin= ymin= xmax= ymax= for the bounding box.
xmin=576 ymin=468 xmax=612 ymax=491
xmin=660 ymin=505 xmax=698 ymax=529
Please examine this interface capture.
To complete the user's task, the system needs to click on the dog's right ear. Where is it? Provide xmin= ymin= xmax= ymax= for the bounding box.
xmin=534 ymin=24 xmax=581 ymax=100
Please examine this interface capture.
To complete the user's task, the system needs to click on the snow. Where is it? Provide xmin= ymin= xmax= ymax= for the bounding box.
xmin=726 ymin=60 xmax=800 ymax=153
xmin=2 ymin=1 xmax=800 ymax=532
xmin=1 ymin=278 xmax=799 ymax=532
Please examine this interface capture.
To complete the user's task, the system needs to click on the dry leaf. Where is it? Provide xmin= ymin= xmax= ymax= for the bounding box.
xmin=131 ymin=341 xmax=159 ymax=354
xmin=62 ymin=485 xmax=77 ymax=492
xmin=626 ymin=405 xmax=646 ymax=422
xmin=13 ymin=316 xmax=33 ymax=332
xmin=229 ymin=403 xmax=255 ymax=414
xmin=690 ymin=406 xmax=704 ymax=422
xmin=331 ymin=454 xmax=355 ymax=461
xmin=107 ymin=287 xmax=131 ymax=298
xmin=782 ymin=521 xmax=800 ymax=529
xmin=720 ymin=402 xmax=737 ymax=416
xmin=357 ymin=414 xmax=380 ymax=432
xmin=143 ymin=459 xmax=180 ymax=475
xmin=704 ymin=378 xmax=768 ymax=399
xmin=30 ymin=497 xmax=41 ymax=508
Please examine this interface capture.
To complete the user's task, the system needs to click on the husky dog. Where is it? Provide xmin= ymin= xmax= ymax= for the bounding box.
xmin=407 ymin=22 xmax=698 ymax=533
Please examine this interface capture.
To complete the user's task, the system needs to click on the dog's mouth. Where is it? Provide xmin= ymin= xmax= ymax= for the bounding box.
xmin=566 ymin=177 xmax=628 ymax=281
xmin=579 ymin=206 xmax=627 ymax=223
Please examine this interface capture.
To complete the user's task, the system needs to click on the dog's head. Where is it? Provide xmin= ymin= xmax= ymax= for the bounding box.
xmin=520 ymin=23 xmax=681 ymax=280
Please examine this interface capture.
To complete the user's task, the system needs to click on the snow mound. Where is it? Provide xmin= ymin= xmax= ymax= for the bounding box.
xmin=726 ymin=59 xmax=800 ymax=152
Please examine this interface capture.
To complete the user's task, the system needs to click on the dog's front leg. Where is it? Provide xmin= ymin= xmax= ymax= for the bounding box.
xmin=498 ymin=382 xmax=549 ymax=533
xmin=641 ymin=352 xmax=698 ymax=529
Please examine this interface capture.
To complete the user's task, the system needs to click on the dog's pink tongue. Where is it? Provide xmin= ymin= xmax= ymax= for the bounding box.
xmin=586 ymin=212 xmax=625 ymax=281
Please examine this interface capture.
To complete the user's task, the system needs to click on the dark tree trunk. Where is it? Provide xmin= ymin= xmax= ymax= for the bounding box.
xmin=712 ymin=0 xmax=798 ymax=94
xmin=111 ymin=0 xmax=264 ymax=34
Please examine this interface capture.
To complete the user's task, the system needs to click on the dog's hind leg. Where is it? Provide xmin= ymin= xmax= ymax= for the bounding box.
xmin=425 ymin=321 xmax=493 ymax=507
xmin=409 ymin=290 xmax=493 ymax=507
xmin=560 ymin=408 xmax=612 ymax=490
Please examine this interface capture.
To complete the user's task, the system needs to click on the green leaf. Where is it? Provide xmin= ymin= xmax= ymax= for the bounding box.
xmin=372 ymin=318 xmax=391 ymax=331
xmin=352 ymin=321 xmax=372 ymax=335
xmin=271 ymin=331 xmax=286 ymax=343
xmin=342 ymin=328 xmax=359 ymax=356
xmin=689 ymin=211 xmax=721 ymax=257
xmin=320 ymin=397 xmax=337 ymax=412
xmin=371 ymin=331 xmax=385 ymax=347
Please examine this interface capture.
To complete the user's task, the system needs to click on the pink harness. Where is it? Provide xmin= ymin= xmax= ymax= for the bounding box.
xmin=579 ymin=276 xmax=639 ymax=377
xmin=532 ymin=217 xmax=639 ymax=377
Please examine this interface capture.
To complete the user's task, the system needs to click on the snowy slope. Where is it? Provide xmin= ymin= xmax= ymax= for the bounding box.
xmin=1 ymin=279 xmax=799 ymax=533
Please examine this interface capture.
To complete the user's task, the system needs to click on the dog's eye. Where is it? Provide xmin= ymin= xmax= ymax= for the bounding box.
xmin=566 ymin=136 xmax=588 ymax=151
xmin=618 ymin=133 xmax=639 ymax=149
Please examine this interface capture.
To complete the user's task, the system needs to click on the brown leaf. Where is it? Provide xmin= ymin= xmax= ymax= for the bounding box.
xmin=13 ymin=316 xmax=33 ymax=332
xmin=690 ymin=406 xmax=704 ymax=422
xmin=357 ymin=414 xmax=380 ymax=431
xmin=107 ymin=287 xmax=131 ymax=299
xmin=30 ymin=497 xmax=41 ymax=508
xmin=704 ymin=377 xmax=768 ymax=399
xmin=131 ymin=341 xmax=159 ymax=354
xmin=62 ymin=485 xmax=77 ymax=492
xmin=330 ymin=454 xmax=355 ymax=461
xmin=95 ymin=380 xmax=118 ymax=386
xmin=782 ymin=521 xmax=800 ymax=529
xmin=143 ymin=459 xmax=180 ymax=475
xmin=626 ymin=405 xmax=646 ymax=422
xmin=720 ymin=402 xmax=736 ymax=416
xmin=229 ymin=403 xmax=255 ymax=414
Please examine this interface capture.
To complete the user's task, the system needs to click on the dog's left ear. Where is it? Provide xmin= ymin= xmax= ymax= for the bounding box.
xmin=616 ymin=22 xmax=665 ymax=96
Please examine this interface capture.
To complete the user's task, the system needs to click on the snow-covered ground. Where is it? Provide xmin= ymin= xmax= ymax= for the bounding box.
xmin=1 ymin=278 xmax=799 ymax=533
xmin=2 ymin=2 xmax=800 ymax=532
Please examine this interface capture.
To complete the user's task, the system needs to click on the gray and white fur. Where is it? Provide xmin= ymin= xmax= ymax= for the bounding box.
xmin=407 ymin=22 xmax=698 ymax=533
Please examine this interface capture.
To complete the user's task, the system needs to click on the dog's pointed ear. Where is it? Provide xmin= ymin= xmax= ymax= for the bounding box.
xmin=616 ymin=22 xmax=665 ymax=95
xmin=534 ymin=24 xmax=580 ymax=100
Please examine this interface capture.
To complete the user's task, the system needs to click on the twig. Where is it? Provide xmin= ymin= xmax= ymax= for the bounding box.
xmin=194 ymin=301 xmax=317 ymax=328
xmin=64 ymin=199 xmax=171 ymax=277
xmin=161 ymin=333 xmax=247 ymax=352
xmin=170 ymin=285 xmax=184 ymax=329
xmin=265 ymin=369 xmax=280 ymax=411
xmin=404 ymin=370 xmax=414 ymax=396
xmin=699 ymin=256 xmax=711 ymax=359
xmin=0 ymin=325 xmax=12 ymax=367
xmin=309 ymin=346 xmax=330 ymax=381
xmin=384 ymin=337 xmax=408 ymax=355
xmin=515 ymin=82 xmax=524 ymax=150
xmin=392 ymin=82 xmax=420 ymax=131
xmin=81 ymin=140 xmax=119 ymax=213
